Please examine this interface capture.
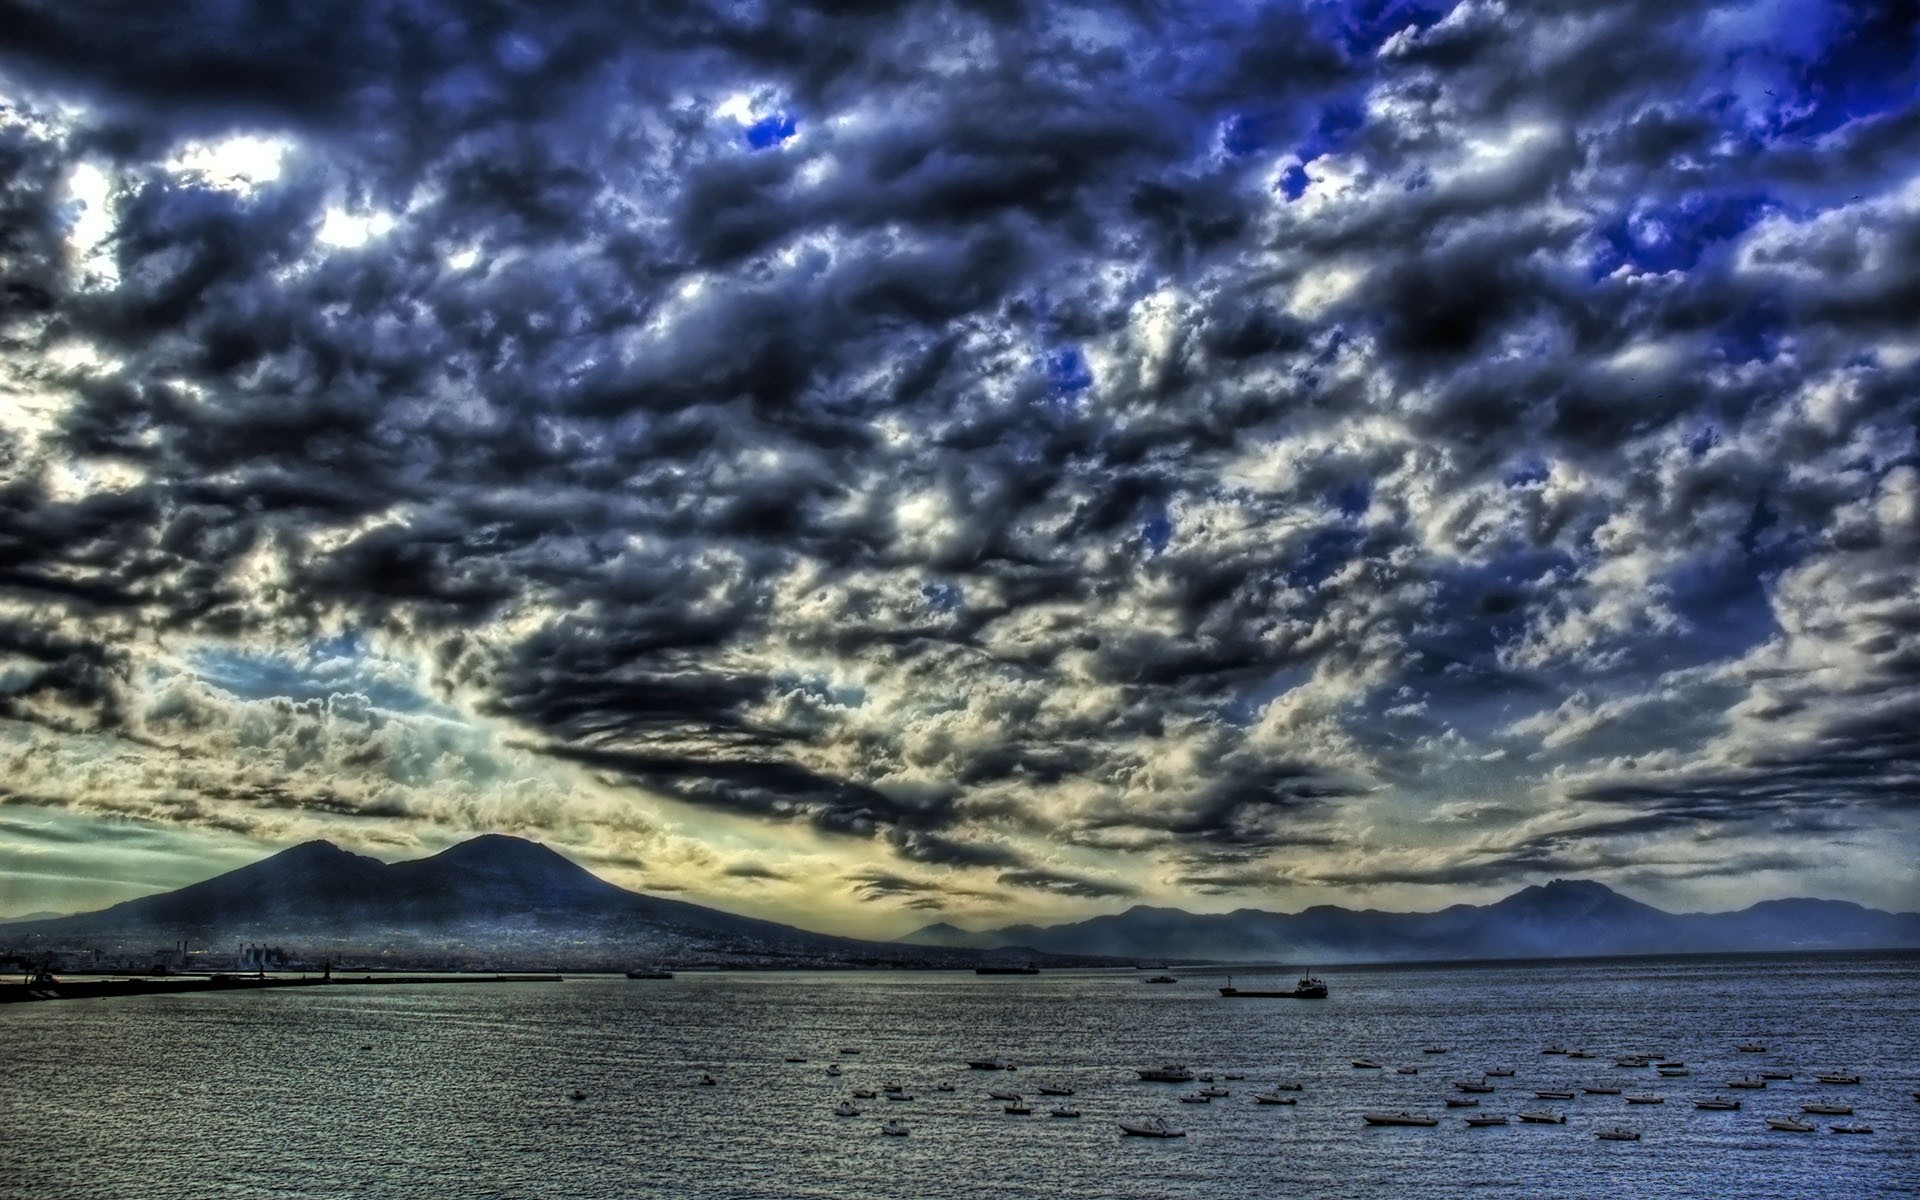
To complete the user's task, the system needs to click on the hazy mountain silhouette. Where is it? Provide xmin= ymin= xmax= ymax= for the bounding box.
xmin=3 ymin=836 xmax=974 ymax=967
xmin=905 ymin=879 xmax=1920 ymax=962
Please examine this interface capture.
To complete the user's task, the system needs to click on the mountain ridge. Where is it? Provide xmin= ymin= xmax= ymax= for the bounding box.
xmin=903 ymin=878 xmax=1920 ymax=962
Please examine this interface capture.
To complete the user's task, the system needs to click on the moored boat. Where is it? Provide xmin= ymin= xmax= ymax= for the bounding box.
xmin=1352 ymin=1058 xmax=1385 ymax=1070
xmin=1049 ymin=1106 xmax=1081 ymax=1118
xmin=1004 ymin=1102 xmax=1033 ymax=1115
xmin=625 ymin=969 xmax=674 ymax=979
xmin=1144 ymin=975 xmax=1177 ymax=984
xmin=1624 ymin=1094 xmax=1664 ymax=1105
xmin=1582 ymin=1085 xmax=1621 ymax=1095
xmin=1517 ymin=1110 xmax=1567 ymax=1124
xmin=879 ymin=1119 xmax=909 ymax=1136
xmin=1254 ymin=1093 xmax=1299 ymax=1105
xmin=1118 ymin=1116 xmax=1185 ymax=1138
xmin=1726 ymin=1076 xmax=1766 ymax=1089
xmin=1361 ymin=1111 xmax=1438 ymax=1127
xmin=1179 ymin=1091 xmax=1211 ymax=1104
xmin=835 ymin=1100 xmax=861 ymax=1117
xmin=1801 ymin=1103 xmax=1852 ymax=1115
xmin=988 ymin=1089 xmax=1021 ymax=1102
xmin=1037 ymin=1083 xmax=1075 ymax=1096
xmin=1446 ymin=1097 xmax=1480 ymax=1108
xmin=1829 ymin=1123 xmax=1873 ymax=1134
xmin=1464 ymin=1114 xmax=1508 ymax=1127
xmin=1814 ymin=1071 xmax=1860 ymax=1085
xmin=1136 ymin=1063 xmax=1195 ymax=1083
xmin=1766 ymin=1117 xmax=1814 ymax=1132
xmin=1533 ymin=1089 xmax=1575 ymax=1100
xmin=1596 ymin=1127 xmax=1641 ymax=1141
xmin=1693 ymin=1096 xmax=1739 ymax=1110
xmin=967 ymin=1057 xmax=1016 ymax=1070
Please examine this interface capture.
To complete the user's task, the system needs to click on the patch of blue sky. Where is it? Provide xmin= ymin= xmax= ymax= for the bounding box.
xmin=1141 ymin=509 xmax=1173 ymax=555
xmin=1590 ymin=190 xmax=1773 ymax=279
xmin=1318 ymin=0 xmax=1451 ymax=57
xmin=187 ymin=640 xmax=434 ymax=714
xmin=744 ymin=111 xmax=796 ymax=149
xmin=1283 ymin=525 xmax=1364 ymax=589
xmin=921 ymin=580 xmax=964 ymax=612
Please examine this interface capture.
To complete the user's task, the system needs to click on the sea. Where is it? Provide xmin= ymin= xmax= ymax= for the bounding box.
xmin=2 ymin=954 xmax=1915 ymax=1199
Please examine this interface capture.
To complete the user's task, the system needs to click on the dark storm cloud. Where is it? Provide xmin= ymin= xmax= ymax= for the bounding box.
xmin=3 ymin=0 xmax=1919 ymax=908
xmin=996 ymin=866 xmax=1136 ymax=899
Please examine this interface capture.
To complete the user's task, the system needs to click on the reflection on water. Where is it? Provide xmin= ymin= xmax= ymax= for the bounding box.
xmin=2 ymin=955 xmax=1915 ymax=1199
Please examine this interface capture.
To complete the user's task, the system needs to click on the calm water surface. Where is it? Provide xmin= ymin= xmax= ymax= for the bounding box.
xmin=3 ymin=955 xmax=1916 ymax=1198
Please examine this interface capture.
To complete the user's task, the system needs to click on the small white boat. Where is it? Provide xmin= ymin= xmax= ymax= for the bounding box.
xmin=834 ymin=1101 xmax=861 ymax=1117
xmin=1766 ymin=1117 xmax=1814 ymax=1132
xmin=1195 ymin=1073 xmax=1214 ymax=1083
xmin=988 ymin=1090 xmax=1021 ymax=1102
xmin=881 ymin=1081 xmax=904 ymax=1092
xmin=1395 ymin=1066 xmax=1419 ymax=1076
xmin=1455 ymin=1079 xmax=1494 ymax=1094
xmin=1118 ymin=1117 xmax=1185 ymax=1138
xmin=1464 ymin=1114 xmax=1508 ymax=1127
xmin=1048 ymin=1106 xmax=1080 ymax=1118
xmin=1596 ymin=1127 xmax=1641 ymax=1141
xmin=1199 ymin=1085 xmax=1230 ymax=1097
xmin=884 ymin=1090 xmax=915 ymax=1101
xmin=1484 ymin=1067 xmax=1515 ymax=1077
xmin=1726 ymin=1076 xmax=1766 ymax=1089
xmin=826 ymin=1065 xmax=843 ymax=1077
xmin=851 ymin=1088 xmax=877 ymax=1099
xmin=1656 ymin=1067 xmax=1690 ymax=1077
xmin=1829 ymin=1123 xmax=1873 ymax=1134
xmin=1801 ymin=1103 xmax=1853 ymax=1115
xmin=1352 ymin=1058 xmax=1385 ymax=1070
xmin=1517 ymin=1110 xmax=1566 ymax=1124
xmin=1615 ymin=1056 xmax=1650 ymax=1068
xmin=1004 ymin=1102 xmax=1033 ymax=1115
xmin=1814 ymin=1072 xmax=1860 ymax=1085
xmin=1037 ymin=1083 xmax=1075 ymax=1096
xmin=1758 ymin=1070 xmax=1792 ymax=1081
xmin=1254 ymin=1093 xmax=1299 ymax=1105
xmin=1135 ymin=1064 xmax=1194 ymax=1083
xmin=1694 ymin=1096 xmax=1740 ymax=1111
xmin=1624 ymin=1094 xmax=1664 ymax=1105
xmin=879 ymin=1119 xmax=909 ymax=1136
xmin=1533 ymin=1090 xmax=1575 ymax=1101
xmin=1361 ymin=1111 xmax=1438 ymax=1127
xmin=1446 ymin=1098 xmax=1479 ymax=1108
xmin=1179 ymin=1092 xmax=1212 ymax=1104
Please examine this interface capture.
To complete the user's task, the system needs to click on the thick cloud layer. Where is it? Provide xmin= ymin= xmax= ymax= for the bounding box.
xmin=2 ymin=0 xmax=1917 ymax=930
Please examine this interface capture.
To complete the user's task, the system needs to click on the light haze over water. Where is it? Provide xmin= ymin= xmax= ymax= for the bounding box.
xmin=3 ymin=954 xmax=1915 ymax=1198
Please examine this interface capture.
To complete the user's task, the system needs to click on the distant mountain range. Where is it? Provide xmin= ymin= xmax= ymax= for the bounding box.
xmin=11 ymin=843 xmax=1916 ymax=971
xmin=0 ymin=835 xmax=1032 ymax=970
xmin=905 ymin=879 xmax=1920 ymax=963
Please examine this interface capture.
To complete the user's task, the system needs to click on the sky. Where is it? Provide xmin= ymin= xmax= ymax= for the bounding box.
xmin=1 ymin=0 xmax=1917 ymax=938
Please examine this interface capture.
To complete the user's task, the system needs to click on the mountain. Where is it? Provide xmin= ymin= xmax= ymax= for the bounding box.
xmin=904 ymin=878 xmax=1920 ymax=963
xmin=1 ymin=836 xmax=1009 ymax=970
